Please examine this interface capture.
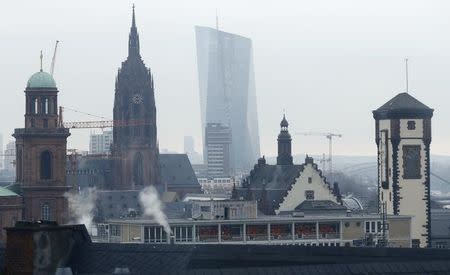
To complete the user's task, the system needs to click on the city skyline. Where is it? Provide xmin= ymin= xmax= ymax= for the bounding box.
xmin=1 ymin=1 xmax=450 ymax=157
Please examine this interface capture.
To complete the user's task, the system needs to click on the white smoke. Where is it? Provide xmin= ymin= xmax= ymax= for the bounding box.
xmin=139 ymin=186 xmax=171 ymax=235
xmin=65 ymin=187 xmax=98 ymax=233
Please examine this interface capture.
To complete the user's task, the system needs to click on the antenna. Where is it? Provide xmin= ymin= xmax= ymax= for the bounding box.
xmin=215 ymin=10 xmax=219 ymax=31
xmin=405 ymin=58 xmax=409 ymax=93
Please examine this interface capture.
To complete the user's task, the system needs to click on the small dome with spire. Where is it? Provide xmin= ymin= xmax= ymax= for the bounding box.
xmin=280 ymin=114 xmax=288 ymax=128
xmin=26 ymin=71 xmax=57 ymax=89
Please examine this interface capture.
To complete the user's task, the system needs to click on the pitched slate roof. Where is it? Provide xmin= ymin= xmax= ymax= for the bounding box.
xmin=295 ymin=200 xmax=347 ymax=211
xmin=160 ymin=154 xmax=200 ymax=188
xmin=373 ymin=92 xmax=434 ymax=119
xmin=64 ymin=244 xmax=450 ymax=275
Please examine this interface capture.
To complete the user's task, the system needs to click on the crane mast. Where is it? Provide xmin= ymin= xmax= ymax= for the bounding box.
xmin=295 ymin=131 xmax=342 ymax=184
xmin=50 ymin=40 xmax=59 ymax=75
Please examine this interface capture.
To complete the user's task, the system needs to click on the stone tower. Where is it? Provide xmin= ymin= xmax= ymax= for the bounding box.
xmin=277 ymin=114 xmax=293 ymax=165
xmin=373 ymin=92 xmax=433 ymax=248
xmin=112 ymin=6 xmax=160 ymax=190
xmin=13 ymin=64 xmax=71 ymax=224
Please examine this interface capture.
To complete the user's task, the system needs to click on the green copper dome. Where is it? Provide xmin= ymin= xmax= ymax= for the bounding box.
xmin=26 ymin=71 xmax=57 ymax=89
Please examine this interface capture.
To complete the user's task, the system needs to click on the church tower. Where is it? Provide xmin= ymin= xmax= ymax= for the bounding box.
xmin=112 ymin=6 xmax=160 ymax=190
xmin=373 ymin=92 xmax=433 ymax=248
xmin=13 ymin=56 xmax=71 ymax=224
xmin=277 ymin=114 xmax=293 ymax=165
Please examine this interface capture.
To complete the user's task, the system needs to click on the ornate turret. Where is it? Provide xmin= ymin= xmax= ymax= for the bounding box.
xmin=277 ymin=114 xmax=293 ymax=165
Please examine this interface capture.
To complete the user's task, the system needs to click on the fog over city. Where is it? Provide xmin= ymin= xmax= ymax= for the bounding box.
xmin=1 ymin=0 xmax=450 ymax=156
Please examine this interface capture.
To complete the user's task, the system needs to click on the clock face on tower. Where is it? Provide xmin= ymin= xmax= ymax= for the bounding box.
xmin=132 ymin=93 xmax=143 ymax=104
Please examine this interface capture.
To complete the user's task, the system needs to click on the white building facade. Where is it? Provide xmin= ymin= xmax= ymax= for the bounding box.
xmin=89 ymin=131 xmax=113 ymax=154
xmin=373 ymin=92 xmax=433 ymax=248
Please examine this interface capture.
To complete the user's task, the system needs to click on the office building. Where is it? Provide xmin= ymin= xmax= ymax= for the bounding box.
xmin=89 ymin=130 xmax=113 ymax=154
xmin=195 ymin=26 xmax=260 ymax=175
xmin=205 ymin=123 xmax=232 ymax=177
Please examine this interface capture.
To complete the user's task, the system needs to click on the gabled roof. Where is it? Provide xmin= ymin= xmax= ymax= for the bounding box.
xmin=160 ymin=154 xmax=200 ymax=188
xmin=373 ymin=92 xmax=433 ymax=119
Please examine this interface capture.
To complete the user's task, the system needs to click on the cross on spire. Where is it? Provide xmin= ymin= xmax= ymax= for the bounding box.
xmin=40 ymin=50 xmax=43 ymax=72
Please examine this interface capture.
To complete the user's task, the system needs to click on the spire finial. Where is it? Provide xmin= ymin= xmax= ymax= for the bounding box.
xmin=128 ymin=4 xmax=140 ymax=58
xmin=405 ymin=58 xmax=409 ymax=93
xmin=132 ymin=4 xmax=136 ymax=28
xmin=40 ymin=50 xmax=43 ymax=72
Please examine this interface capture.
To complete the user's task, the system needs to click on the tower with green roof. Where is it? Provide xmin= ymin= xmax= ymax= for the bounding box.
xmin=13 ymin=54 xmax=71 ymax=224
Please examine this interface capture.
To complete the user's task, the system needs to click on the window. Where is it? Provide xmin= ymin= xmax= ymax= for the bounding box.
xmin=110 ymin=225 xmax=121 ymax=237
xmin=200 ymin=206 xmax=211 ymax=212
xmin=53 ymin=98 xmax=57 ymax=114
xmin=407 ymin=121 xmax=416 ymax=130
xmin=403 ymin=145 xmax=421 ymax=179
xmin=44 ymin=98 xmax=49 ymax=114
xmin=144 ymin=226 xmax=167 ymax=243
xmin=365 ymin=221 xmax=384 ymax=233
xmin=305 ymin=190 xmax=315 ymax=200
xmin=173 ymin=226 xmax=193 ymax=242
xmin=308 ymin=177 xmax=312 ymax=184
xmin=133 ymin=153 xmax=143 ymax=185
xmin=40 ymin=150 xmax=52 ymax=180
xmin=41 ymin=203 xmax=50 ymax=220
xmin=30 ymin=118 xmax=35 ymax=128
xmin=43 ymin=119 xmax=48 ymax=128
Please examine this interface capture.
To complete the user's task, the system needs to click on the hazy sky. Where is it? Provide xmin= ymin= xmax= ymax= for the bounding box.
xmin=1 ymin=0 xmax=450 ymax=157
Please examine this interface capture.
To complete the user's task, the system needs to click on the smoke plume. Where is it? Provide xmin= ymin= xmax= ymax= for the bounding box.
xmin=65 ymin=187 xmax=98 ymax=233
xmin=139 ymin=186 xmax=171 ymax=235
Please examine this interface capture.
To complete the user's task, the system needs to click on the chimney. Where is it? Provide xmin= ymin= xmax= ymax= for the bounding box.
xmin=4 ymin=221 xmax=91 ymax=274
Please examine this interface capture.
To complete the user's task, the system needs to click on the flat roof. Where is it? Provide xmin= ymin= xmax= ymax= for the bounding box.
xmin=106 ymin=214 xmax=411 ymax=226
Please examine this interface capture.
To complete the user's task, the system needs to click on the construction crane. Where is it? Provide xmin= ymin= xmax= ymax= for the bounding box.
xmin=50 ymin=40 xmax=59 ymax=75
xmin=295 ymin=131 xmax=342 ymax=184
xmin=58 ymin=106 xmax=152 ymax=129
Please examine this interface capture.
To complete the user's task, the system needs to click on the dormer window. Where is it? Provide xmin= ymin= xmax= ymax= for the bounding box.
xmin=407 ymin=121 xmax=416 ymax=130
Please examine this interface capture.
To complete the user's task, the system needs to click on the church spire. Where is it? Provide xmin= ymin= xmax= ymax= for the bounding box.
xmin=128 ymin=4 xmax=140 ymax=58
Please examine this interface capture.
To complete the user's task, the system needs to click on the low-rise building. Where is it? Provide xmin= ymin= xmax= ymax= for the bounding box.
xmin=101 ymin=213 xmax=411 ymax=248
xmin=95 ymin=199 xmax=411 ymax=248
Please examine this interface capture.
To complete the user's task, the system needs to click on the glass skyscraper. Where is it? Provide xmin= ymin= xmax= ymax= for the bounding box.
xmin=195 ymin=26 xmax=260 ymax=175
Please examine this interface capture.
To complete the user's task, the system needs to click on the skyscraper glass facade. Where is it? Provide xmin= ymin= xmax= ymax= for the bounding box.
xmin=195 ymin=26 xmax=260 ymax=175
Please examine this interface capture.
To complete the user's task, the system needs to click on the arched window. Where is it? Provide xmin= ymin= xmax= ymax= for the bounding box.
xmin=133 ymin=152 xmax=143 ymax=186
xmin=41 ymin=203 xmax=50 ymax=220
xmin=44 ymin=98 xmax=49 ymax=114
xmin=40 ymin=150 xmax=52 ymax=179
xmin=17 ymin=149 xmax=22 ymax=181
xmin=53 ymin=97 xmax=57 ymax=114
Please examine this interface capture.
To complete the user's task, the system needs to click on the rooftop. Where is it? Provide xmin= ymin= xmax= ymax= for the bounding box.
xmin=373 ymin=92 xmax=433 ymax=119
xmin=26 ymin=71 xmax=57 ymax=89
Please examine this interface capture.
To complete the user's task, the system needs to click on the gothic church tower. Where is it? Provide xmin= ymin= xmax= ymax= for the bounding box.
xmin=112 ymin=6 xmax=160 ymax=190
xmin=373 ymin=92 xmax=433 ymax=247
